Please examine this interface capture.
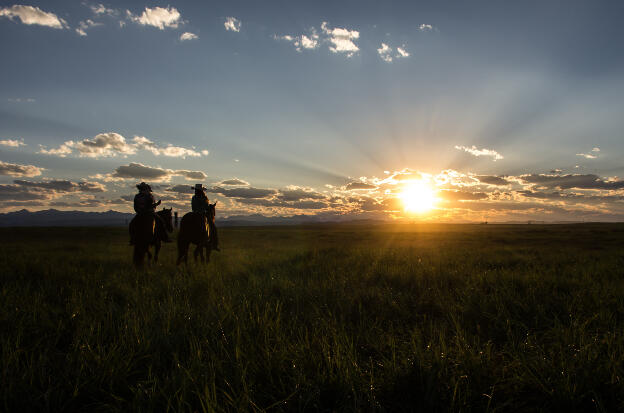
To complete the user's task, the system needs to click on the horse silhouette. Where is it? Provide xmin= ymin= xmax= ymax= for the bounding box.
xmin=177 ymin=202 xmax=216 ymax=265
xmin=129 ymin=207 xmax=173 ymax=268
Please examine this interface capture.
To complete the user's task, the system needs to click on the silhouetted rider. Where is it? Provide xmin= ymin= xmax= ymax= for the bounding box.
xmin=192 ymin=184 xmax=220 ymax=251
xmin=129 ymin=182 xmax=171 ymax=244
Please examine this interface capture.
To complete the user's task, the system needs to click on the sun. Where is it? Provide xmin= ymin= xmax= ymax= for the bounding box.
xmin=399 ymin=180 xmax=437 ymax=213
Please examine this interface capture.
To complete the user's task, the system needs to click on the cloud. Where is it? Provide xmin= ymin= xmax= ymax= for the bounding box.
xmin=419 ymin=24 xmax=434 ymax=31
xmin=321 ymin=21 xmax=359 ymax=57
xmin=13 ymin=179 xmax=105 ymax=192
xmin=40 ymin=133 xmax=206 ymax=159
xmin=519 ymin=174 xmax=624 ymax=190
xmin=75 ymin=19 xmax=102 ymax=36
xmin=235 ymin=198 xmax=328 ymax=210
xmin=274 ymin=34 xmax=294 ymax=42
xmin=276 ymin=187 xmax=326 ymax=201
xmin=517 ymin=190 xmax=624 ymax=203
xmin=179 ymin=32 xmax=198 ymax=41
xmin=49 ymin=199 xmax=107 ymax=208
xmin=396 ymin=46 xmax=409 ymax=58
xmin=90 ymin=4 xmax=117 ymax=16
xmin=345 ymin=182 xmax=377 ymax=190
xmin=273 ymin=29 xmax=320 ymax=52
xmin=455 ymin=145 xmax=504 ymax=161
xmin=377 ymin=43 xmax=393 ymax=62
xmin=218 ymin=178 xmax=249 ymax=186
xmin=0 ymin=5 xmax=68 ymax=29
xmin=52 ymin=132 xmax=135 ymax=157
xmin=576 ymin=147 xmax=600 ymax=159
xmin=133 ymin=136 xmax=204 ymax=158
xmin=39 ymin=143 xmax=73 ymax=157
xmin=128 ymin=6 xmax=182 ymax=30
xmin=0 ymin=179 xmax=105 ymax=206
xmin=107 ymin=163 xmax=207 ymax=182
xmin=476 ymin=175 xmax=510 ymax=186
xmin=0 ymin=139 xmax=26 ymax=147
xmin=165 ymin=184 xmax=195 ymax=194
xmin=0 ymin=185 xmax=50 ymax=201
xmin=298 ymin=34 xmax=319 ymax=50
xmin=224 ymin=16 xmax=240 ymax=32
xmin=274 ymin=23 xmax=359 ymax=56
xmin=438 ymin=190 xmax=488 ymax=201
xmin=208 ymin=186 xmax=277 ymax=199
xmin=0 ymin=161 xmax=42 ymax=177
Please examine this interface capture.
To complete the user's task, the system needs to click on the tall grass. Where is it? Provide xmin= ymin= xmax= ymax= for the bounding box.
xmin=1 ymin=224 xmax=623 ymax=411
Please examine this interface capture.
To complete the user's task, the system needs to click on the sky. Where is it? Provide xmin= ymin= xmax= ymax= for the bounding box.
xmin=1 ymin=0 xmax=624 ymax=222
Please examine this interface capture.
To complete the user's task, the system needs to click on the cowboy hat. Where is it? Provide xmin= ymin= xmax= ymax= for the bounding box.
xmin=136 ymin=182 xmax=152 ymax=192
xmin=193 ymin=184 xmax=207 ymax=191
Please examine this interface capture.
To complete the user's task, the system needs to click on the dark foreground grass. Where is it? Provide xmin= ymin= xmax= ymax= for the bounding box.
xmin=1 ymin=223 xmax=624 ymax=412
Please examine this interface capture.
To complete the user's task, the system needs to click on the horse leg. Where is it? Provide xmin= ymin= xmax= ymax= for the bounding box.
xmin=204 ymin=244 xmax=211 ymax=263
xmin=176 ymin=238 xmax=188 ymax=265
xmin=133 ymin=244 xmax=145 ymax=268
xmin=154 ymin=241 xmax=161 ymax=263
xmin=193 ymin=244 xmax=201 ymax=262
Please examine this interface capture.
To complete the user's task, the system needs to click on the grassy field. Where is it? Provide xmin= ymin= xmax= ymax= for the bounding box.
xmin=1 ymin=223 xmax=624 ymax=412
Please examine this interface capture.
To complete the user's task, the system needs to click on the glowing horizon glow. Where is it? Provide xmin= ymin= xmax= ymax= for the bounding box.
xmin=399 ymin=180 xmax=437 ymax=213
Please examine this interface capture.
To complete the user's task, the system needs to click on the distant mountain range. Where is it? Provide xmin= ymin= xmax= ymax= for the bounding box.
xmin=0 ymin=209 xmax=135 ymax=227
xmin=0 ymin=209 xmax=373 ymax=227
xmin=0 ymin=209 xmax=595 ymax=227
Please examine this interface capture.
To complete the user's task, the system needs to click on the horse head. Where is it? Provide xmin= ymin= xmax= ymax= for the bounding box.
xmin=208 ymin=202 xmax=216 ymax=221
xmin=159 ymin=207 xmax=174 ymax=233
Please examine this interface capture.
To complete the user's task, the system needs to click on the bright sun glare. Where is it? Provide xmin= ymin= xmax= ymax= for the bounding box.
xmin=399 ymin=180 xmax=436 ymax=213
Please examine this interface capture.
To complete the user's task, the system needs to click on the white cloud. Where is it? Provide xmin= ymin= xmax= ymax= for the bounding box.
xmin=39 ymin=143 xmax=73 ymax=157
xmin=128 ymin=6 xmax=181 ymax=30
xmin=273 ymin=31 xmax=319 ymax=52
xmin=377 ymin=43 xmax=393 ymax=62
xmin=419 ymin=24 xmax=434 ymax=31
xmin=75 ymin=19 xmax=102 ymax=36
xmin=396 ymin=46 xmax=409 ymax=58
xmin=218 ymin=178 xmax=250 ymax=186
xmin=274 ymin=23 xmax=359 ymax=56
xmin=0 ymin=5 xmax=68 ymax=29
xmin=577 ymin=153 xmax=597 ymax=159
xmin=69 ymin=132 xmax=136 ymax=157
xmin=0 ymin=139 xmax=26 ymax=147
xmin=0 ymin=161 xmax=42 ymax=177
xmin=321 ymin=21 xmax=359 ymax=57
xmin=132 ymin=136 xmax=204 ymax=158
xmin=455 ymin=145 xmax=504 ymax=161
xmin=40 ymin=132 xmax=208 ymax=159
xmin=298 ymin=34 xmax=319 ymax=50
xmin=274 ymin=34 xmax=294 ymax=42
xmin=576 ymin=147 xmax=600 ymax=159
xmin=224 ymin=16 xmax=241 ymax=32
xmin=179 ymin=32 xmax=198 ymax=41
xmin=90 ymin=4 xmax=117 ymax=16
